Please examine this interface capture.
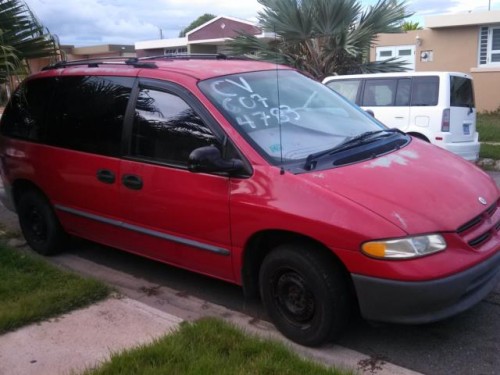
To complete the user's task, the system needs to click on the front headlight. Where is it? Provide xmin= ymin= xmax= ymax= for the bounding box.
xmin=361 ymin=234 xmax=447 ymax=259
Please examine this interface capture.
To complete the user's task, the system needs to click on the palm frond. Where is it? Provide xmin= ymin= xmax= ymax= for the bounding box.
xmin=229 ymin=0 xmax=412 ymax=79
xmin=0 ymin=0 xmax=59 ymax=84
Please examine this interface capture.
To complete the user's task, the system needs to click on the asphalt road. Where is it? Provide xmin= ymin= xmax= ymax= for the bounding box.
xmin=1 ymin=171 xmax=499 ymax=375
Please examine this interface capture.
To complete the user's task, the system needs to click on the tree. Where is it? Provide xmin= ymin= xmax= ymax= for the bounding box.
xmin=402 ymin=20 xmax=422 ymax=31
xmin=0 ymin=0 xmax=59 ymax=95
xmin=228 ymin=0 xmax=411 ymax=80
xmin=179 ymin=13 xmax=216 ymax=37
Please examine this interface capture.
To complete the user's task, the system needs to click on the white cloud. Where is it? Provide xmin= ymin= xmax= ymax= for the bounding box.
xmin=22 ymin=0 xmax=500 ymax=47
xmin=25 ymin=0 xmax=263 ymax=46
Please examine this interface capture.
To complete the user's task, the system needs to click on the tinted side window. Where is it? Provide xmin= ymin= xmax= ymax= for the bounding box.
xmin=0 ymin=77 xmax=56 ymax=141
xmin=411 ymin=76 xmax=439 ymax=106
xmin=325 ymin=79 xmax=361 ymax=103
xmin=395 ymin=79 xmax=411 ymax=106
xmin=131 ymin=88 xmax=218 ymax=166
xmin=362 ymin=79 xmax=396 ymax=106
xmin=47 ymin=76 xmax=134 ymax=157
xmin=450 ymin=76 xmax=474 ymax=108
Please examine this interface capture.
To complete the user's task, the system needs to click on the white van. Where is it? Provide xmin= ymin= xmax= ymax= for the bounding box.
xmin=322 ymin=72 xmax=480 ymax=161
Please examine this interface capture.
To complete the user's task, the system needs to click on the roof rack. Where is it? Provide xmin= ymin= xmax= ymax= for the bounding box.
xmin=41 ymin=53 xmax=253 ymax=71
xmin=139 ymin=53 xmax=252 ymax=61
xmin=42 ymin=57 xmax=157 ymax=71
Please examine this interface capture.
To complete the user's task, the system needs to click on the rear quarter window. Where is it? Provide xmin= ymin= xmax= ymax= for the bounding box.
xmin=0 ymin=77 xmax=57 ymax=141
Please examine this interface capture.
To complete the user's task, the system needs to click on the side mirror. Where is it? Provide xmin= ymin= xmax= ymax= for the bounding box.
xmin=365 ymin=109 xmax=375 ymax=117
xmin=188 ymin=146 xmax=245 ymax=174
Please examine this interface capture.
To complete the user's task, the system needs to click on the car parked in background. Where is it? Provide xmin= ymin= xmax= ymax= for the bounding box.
xmin=0 ymin=57 xmax=498 ymax=346
xmin=323 ymin=72 xmax=480 ymax=161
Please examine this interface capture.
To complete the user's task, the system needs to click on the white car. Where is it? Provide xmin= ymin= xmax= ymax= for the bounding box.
xmin=323 ymin=72 xmax=480 ymax=161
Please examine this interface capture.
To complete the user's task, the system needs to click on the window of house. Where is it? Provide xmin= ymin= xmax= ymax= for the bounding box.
xmin=131 ymin=88 xmax=218 ymax=166
xmin=479 ymin=26 xmax=500 ymax=65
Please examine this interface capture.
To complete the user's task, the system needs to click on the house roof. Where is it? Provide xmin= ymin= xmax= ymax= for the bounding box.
xmin=185 ymin=15 xmax=258 ymax=36
xmin=426 ymin=10 xmax=500 ymax=28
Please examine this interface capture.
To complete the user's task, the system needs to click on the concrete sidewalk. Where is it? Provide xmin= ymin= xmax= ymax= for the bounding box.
xmin=0 ymin=298 xmax=182 ymax=375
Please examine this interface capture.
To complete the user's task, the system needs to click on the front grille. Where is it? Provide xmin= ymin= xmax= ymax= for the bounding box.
xmin=457 ymin=215 xmax=482 ymax=234
xmin=468 ymin=232 xmax=491 ymax=247
xmin=457 ymin=199 xmax=500 ymax=250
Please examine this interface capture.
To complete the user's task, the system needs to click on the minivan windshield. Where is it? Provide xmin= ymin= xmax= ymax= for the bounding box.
xmin=199 ymin=70 xmax=390 ymax=167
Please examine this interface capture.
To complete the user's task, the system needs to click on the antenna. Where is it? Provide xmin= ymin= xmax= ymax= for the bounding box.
xmin=273 ymin=25 xmax=285 ymax=173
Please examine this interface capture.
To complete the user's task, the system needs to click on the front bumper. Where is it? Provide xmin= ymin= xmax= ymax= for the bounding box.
xmin=352 ymin=250 xmax=500 ymax=324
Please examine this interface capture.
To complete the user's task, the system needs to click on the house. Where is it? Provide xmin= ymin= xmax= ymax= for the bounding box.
xmin=135 ymin=15 xmax=274 ymax=57
xmin=371 ymin=10 xmax=500 ymax=112
xmin=27 ymin=44 xmax=136 ymax=72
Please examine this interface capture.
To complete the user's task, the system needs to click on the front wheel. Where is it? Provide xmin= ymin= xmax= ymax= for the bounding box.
xmin=259 ymin=244 xmax=351 ymax=346
xmin=18 ymin=190 xmax=67 ymax=255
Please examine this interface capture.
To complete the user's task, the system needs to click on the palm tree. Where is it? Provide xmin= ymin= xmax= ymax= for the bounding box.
xmin=0 ymin=0 xmax=59 ymax=96
xmin=228 ymin=0 xmax=411 ymax=80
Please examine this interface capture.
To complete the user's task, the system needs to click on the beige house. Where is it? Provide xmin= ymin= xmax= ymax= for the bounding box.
xmin=27 ymin=44 xmax=136 ymax=73
xmin=372 ymin=10 xmax=500 ymax=112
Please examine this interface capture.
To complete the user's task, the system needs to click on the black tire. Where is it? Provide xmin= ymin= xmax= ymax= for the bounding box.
xmin=17 ymin=190 xmax=66 ymax=255
xmin=259 ymin=244 xmax=351 ymax=346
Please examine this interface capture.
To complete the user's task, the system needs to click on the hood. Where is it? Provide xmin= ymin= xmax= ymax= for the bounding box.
xmin=301 ymin=140 xmax=499 ymax=234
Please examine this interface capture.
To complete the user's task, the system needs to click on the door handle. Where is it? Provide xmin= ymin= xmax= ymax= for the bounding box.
xmin=96 ymin=169 xmax=116 ymax=184
xmin=122 ymin=174 xmax=143 ymax=190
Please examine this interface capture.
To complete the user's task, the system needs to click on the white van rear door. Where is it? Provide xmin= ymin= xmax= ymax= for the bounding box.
xmin=448 ymin=76 xmax=476 ymax=142
xmin=360 ymin=78 xmax=411 ymax=131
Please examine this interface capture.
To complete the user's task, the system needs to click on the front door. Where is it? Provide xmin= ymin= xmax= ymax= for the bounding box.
xmin=376 ymin=45 xmax=415 ymax=71
xmin=119 ymin=80 xmax=234 ymax=281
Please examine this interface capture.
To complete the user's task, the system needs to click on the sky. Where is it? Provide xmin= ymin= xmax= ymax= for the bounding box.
xmin=23 ymin=0 xmax=500 ymax=47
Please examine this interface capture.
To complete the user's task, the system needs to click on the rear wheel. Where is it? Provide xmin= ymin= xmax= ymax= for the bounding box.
xmin=259 ymin=244 xmax=351 ymax=346
xmin=18 ymin=190 xmax=66 ymax=255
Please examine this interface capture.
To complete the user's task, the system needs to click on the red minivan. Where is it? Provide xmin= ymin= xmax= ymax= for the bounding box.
xmin=0 ymin=56 xmax=499 ymax=346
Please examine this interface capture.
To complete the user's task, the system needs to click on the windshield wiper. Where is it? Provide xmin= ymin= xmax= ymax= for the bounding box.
xmin=304 ymin=128 xmax=402 ymax=170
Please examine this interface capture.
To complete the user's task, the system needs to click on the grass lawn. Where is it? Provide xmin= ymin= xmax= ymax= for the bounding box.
xmin=477 ymin=112 xmax=500 ymax=160
xmin=480 ymin=143 xmax=500 ymax=160
xmin=477 ymin=112 xmax=500 ymax=143
xmin=84 ymin=318 xmax=353 ymax=375
xmin=0 ymin=244 xmax=111 ymax=333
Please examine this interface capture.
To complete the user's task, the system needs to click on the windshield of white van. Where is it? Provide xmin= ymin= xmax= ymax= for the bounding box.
xmin=199 ymin=70 xmax=393 ymax=167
